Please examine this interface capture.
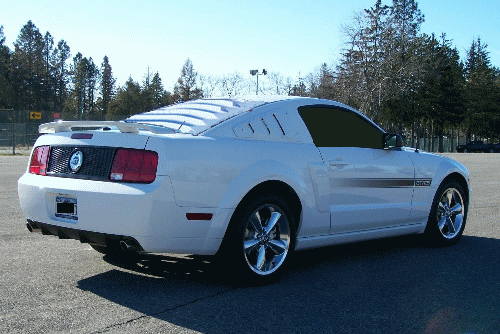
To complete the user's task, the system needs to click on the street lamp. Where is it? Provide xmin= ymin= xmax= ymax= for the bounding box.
xmin=250 ymin=69 xmax=267 ymax=95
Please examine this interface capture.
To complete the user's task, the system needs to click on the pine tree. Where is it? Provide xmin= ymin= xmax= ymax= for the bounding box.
xmin=290 ymin=78 xmax=307 ymax=97
xmin=464 ymin=38 xmax=499 ymax=140
xmin=141 ymin=66 xmax=154 ymax=111
xmin=11 ymin=20 xmax=44 ymax=113
xmin=41 ymin=31 xmax=54 ymax=112
xmin=71 ymin=53 xmax=86 ymax=119
xmin=390 ymin=0 xmax=425 ymax=133
xmin=363 ymin=0 xmax=390 ymax=122
xmin=416 ymin=34 xmax=465 ymax=151
xmin=52 ymin=40 xmax=71 ymax=113
xmin=85 ymin=57 xmax=99 ymax=118
xmin=107 ymin=77 xmax=143 ymax=119
xmin=173 ymin=58 xmax=202 ymax=102
xmin=0 ymin=26 xmax=12 ymax=110
xmin=149 ymin=72 xmax=169 ymax=108
xmin=99 ymin=55 xmax=115 ymax=118
xmin=312 ymin=64 xmax=335 ymax=100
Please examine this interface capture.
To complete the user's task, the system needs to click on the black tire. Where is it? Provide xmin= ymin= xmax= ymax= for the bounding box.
xmin=424 ymin=179 xmax=468 ymax=246
xmin=463 ymin=148 xmax=468 ymax=153
xmin=218 ymin=193 xmax=296 ymax=284
xmin=489 ymin=148 xmax=495 ymax=153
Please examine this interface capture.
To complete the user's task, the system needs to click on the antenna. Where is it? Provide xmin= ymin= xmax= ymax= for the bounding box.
xmin=177 ymin=121 xmax=186 ymax=132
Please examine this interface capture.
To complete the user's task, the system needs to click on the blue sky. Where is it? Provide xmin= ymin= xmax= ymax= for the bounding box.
xmin=2 ymin=0 xmax=499 ymax=91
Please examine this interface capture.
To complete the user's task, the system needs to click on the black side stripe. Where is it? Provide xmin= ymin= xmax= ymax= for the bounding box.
xmin=331 ymin=178 xmax=432 ymax=188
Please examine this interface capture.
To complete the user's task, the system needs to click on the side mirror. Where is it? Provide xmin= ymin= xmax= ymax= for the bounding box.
xmin=383 ymin=133 xmax=403 ymax=149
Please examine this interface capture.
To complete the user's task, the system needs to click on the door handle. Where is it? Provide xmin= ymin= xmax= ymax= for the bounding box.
xmin=329 ymin=161 xmax=348 ymax=167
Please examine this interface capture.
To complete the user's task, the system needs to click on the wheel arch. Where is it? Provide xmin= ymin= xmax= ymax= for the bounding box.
xmin=239 ymin=180 xmax=302 ymax=231
xmin=439 ymin=172 xmax=470 ymax=205
xmin=220 ymin=180 xmax=303 ymax=245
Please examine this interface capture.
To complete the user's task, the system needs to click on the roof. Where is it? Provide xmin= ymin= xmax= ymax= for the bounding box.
xmin=125 ymin=96 xmax=301 ymax=134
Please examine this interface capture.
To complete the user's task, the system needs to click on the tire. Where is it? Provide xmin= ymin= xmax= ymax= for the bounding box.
xmin=489 ymin=148 xmax=495 ymax=153
xmin=424 ymin=179 xmax=468 ymax=246
xmin=463 ymin=148 xmax=468 ymax=153
xmin=219 ymin=193 xmax=295 ymax=283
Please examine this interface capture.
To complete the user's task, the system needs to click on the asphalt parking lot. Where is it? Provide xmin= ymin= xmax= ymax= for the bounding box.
xmin=1 ymin=153 xmax=500 ymax=333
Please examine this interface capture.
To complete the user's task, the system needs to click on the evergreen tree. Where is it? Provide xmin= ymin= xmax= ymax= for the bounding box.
xmin=416 ymin=34 xmax=465 ymax=151
xmin=149 ymin=72 xmax=169 ymax=108
xmin=311 ymin=63 xmax=335 ymax=100
xmin=141 ymin=66 xmax=154 ymax=111
xmin=85 ymin=57 xmax=99 ymax=118
xmin=173 ymin=58 xmax=202 ymax=102
xmin=290 ymin=78 xmax=307 ymax=97
xmin=0 ymin=26 xmax=12 ymax=110
xmin=362 ymin=0 xmax=391 ymax=122
xmin=107 ymin=77 xmax=143 ymax=119
xmin=99 ymin=55 xmax=115 ymax=118
xmin=51 ymin=40 xmax=71 ymax=113
xmin=389 ymin=0 xmax=425 ymax=132
xmin=41 ymin=31 xmax=54 ymax=112
xmin=464 ymin=38 xmax=500 ymax=140
xmin=11 ymin=20 xmax=44 ymax=114
xmin=71 ymin=53 xmax=86 ymax=119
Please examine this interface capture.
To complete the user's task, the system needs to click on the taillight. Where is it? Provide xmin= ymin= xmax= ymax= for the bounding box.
xmin=29 ymin=146 xmax=50 ymax=175
xmin=109 ymin=149 xmax=158 ymax=183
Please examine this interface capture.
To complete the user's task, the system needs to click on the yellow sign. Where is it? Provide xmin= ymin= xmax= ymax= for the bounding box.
xmin=30 ymin=111 xmax=42 ymax=120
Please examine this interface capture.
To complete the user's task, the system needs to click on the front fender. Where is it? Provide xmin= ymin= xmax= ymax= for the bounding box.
xmin=407 ymin=151 xmax=470 ymax=224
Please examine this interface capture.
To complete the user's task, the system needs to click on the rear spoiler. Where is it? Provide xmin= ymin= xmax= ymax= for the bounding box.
xmin=38 ymin=121 xmax=176 ymax=134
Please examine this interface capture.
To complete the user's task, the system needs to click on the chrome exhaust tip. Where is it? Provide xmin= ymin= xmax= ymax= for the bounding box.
xmin=120 ymin=240 xmax=140 ymax=253
xmin=26 ymin=220 xmax=41 ymax=234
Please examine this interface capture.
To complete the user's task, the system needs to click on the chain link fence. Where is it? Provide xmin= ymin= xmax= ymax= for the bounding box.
xmin=0 ymin=123 xmax=41 ymax=155
xmin=0 ymin=121 xmax=471 ymax=155
xmin=0 ymin=111 xmax=129 ymax=154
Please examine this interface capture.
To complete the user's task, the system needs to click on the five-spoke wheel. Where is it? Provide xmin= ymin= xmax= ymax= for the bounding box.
xmin=219 ymin=193 xmax=295 ymax=282
xmin=425 ymin=180 xmax=468 ymax=245
xmin=436 ymin=187 xmax=465 ymax=239
xmin=243 ymin=204 xmax=291 ymax=276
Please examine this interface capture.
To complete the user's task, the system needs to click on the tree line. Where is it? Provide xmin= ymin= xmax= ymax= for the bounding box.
xmin=322 ymin=0 xmax=500 ymax=150
xmin=1 ymin=0 xmax=500 ymax=151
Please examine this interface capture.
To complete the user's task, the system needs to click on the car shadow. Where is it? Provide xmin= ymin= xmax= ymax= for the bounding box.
xmin=77 ymin=235 xmax=500 ymax=333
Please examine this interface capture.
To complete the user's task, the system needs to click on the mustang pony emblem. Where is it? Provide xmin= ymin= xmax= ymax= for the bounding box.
xmin=69 ymin=150 xmax=83 ymax=173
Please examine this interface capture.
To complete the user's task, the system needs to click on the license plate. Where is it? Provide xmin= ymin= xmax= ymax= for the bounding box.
xmin=55 ymin=196 xmax=78 ymax=221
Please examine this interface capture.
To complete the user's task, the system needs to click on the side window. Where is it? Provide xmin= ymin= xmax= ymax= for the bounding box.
xmin=298 ymin=106 xmax=383 ymax=149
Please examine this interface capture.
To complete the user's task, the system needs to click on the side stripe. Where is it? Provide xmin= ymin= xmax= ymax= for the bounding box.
xmin=331 ymin=178 xmax=432 ymax=188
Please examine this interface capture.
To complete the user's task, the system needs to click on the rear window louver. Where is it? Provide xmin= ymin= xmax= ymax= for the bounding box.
xmin=233 ymin=113 xmax=286 ymax=139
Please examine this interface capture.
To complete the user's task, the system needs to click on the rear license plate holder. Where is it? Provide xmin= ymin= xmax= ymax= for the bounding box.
xmin=55 ymin=196 xmax=78 ymax=221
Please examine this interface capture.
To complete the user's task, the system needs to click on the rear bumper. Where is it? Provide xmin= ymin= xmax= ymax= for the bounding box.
xmin=18 ymin=173 xmax=234 ymax=255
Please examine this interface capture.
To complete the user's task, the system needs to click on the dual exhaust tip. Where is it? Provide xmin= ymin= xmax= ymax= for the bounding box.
xmin=26 ymin=221 xmax=41 ymax=234
xmin=119 ymin=240 xmax=141 ymax=253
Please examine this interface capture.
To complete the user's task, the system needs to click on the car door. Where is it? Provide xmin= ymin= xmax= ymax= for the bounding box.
xmin=298 ymin=105 xmax=415 ymax=234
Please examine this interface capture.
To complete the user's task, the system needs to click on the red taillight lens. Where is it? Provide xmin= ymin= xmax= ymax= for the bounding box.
xmin=109 ymin=149 xmax=158 ymax=183
xmin=29 ymin=146 xmax=50 ymax=175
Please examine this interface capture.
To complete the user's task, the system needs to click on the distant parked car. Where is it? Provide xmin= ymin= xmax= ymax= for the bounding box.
xmin=457 ymin=140 xmax=500 ymax=153
xmin=18 ymin=96 xmax=470 ymax=282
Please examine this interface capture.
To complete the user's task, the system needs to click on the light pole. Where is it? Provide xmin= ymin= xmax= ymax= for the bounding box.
xmin=250 ymin=69 xmax=267 ymax=95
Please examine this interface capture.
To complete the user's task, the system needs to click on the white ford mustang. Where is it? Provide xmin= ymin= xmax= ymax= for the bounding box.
xmin=18 ymin=96 xmax=470 ymax=281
